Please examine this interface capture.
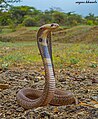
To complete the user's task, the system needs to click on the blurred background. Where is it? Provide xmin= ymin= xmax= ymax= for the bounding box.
xmin=0 ymin=0 xmax=98 ymax=69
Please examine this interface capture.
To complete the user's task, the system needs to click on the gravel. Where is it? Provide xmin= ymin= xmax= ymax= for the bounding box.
xmin=0 ymin=67 xmax=98 ymax=119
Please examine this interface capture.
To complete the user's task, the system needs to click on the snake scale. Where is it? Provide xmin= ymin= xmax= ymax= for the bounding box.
xmin=16 ymin=23 xmax=77 ymax=109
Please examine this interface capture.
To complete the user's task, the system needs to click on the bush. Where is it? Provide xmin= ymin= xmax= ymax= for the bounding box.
xmin=9 ymin=23 xmax=17 ymax=32
xmin=22 ymin=17 xmax=37 ymax=26
xmin=8 ymin=19 xmax=17 ymax=32
xmin=87 ymin=20 xmax=94 ymax=25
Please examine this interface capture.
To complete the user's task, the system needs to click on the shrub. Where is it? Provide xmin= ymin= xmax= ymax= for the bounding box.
xmin=22 ymin=17 xmax=37 ymax=26
xmin=87 ymin=20 xmax=94 ymax=25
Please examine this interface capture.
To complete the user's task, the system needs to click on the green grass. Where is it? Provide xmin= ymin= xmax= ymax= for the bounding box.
xmin=0 ymin=26 xmax=39 ymax=35
xmin=0 ymin=41 xmax=39 ymax=66
xmin=0 ymin=28 xmax=12 ymax=34
xmin=26 ymin=26 xmax=39 ymax=30
xmin=53 ymin=43 xmax=98 ymax=68
xmin=0 ymin=41 xmax=98 ymax=69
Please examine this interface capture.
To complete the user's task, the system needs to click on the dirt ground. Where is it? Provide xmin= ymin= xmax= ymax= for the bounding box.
xmin=0 ymin=67 xmax=98 ymax=119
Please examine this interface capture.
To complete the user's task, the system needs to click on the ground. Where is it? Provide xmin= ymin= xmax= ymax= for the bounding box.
xmin=0 ymin=67 xmax=98 ymax=119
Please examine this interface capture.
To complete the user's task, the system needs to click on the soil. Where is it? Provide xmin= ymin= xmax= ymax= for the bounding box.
xmin=0 ymin=67 xmax=98 ymax=119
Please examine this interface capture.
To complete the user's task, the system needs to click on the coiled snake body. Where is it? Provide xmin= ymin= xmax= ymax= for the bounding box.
xmin=16 ymin=23 xmax=77 ymax=109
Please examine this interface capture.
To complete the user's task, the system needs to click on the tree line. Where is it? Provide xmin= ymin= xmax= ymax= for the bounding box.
xmin=0 ymin=1 xmax=98 ymax=29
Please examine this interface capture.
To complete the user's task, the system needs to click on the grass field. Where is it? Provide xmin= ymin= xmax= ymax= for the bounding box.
xmin=0 ymin=41 xmax=98 ymax=70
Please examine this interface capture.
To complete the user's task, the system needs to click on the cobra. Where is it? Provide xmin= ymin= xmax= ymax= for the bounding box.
xmin=16 ymin=23 xmax=77 ymax=109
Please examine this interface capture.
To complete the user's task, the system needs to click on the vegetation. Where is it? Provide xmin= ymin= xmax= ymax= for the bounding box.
xmin=0 ymin=41 xmax=98 ymax=69
xmin=0 ymin=5 xmax=98 ymax=43
xmin=0 ymin=0 xmax=21 ymax=10
xmin=0 ymin=5 xmax=98 ymax=29
xmin=0 ymin=2 xmax=98 ymax=69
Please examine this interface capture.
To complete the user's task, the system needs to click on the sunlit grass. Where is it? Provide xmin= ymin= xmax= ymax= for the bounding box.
xmin=0 ymin=26 xmax=39 ymax=32
xmin=0 ymin=41 xmax=98 ymax=69
xmin=0 ymin=28 xmax=12 ymax=35
xmin=53 ymin=43 xmax=98 ymax=68
xmin=26 ymin=26 xmax=39 ymax=30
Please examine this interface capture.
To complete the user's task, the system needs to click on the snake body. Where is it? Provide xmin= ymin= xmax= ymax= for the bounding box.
xmin=16 ymin=23 xmax=77 ymax=109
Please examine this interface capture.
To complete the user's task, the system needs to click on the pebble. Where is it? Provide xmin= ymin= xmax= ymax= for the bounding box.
xmin=94 ymin=104 xmax=98 ymax=108
xmin=91 ymin=96 xmax=98 ymax=102
xmin=34 ymin=77 xmax=40 ymax=82
xmin=16 ymin=107 xmax=24 ymax=112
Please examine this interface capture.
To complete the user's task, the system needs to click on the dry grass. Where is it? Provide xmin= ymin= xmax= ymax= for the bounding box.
xmin=53 ymin=25 xmax=98 ymax=43
xmin=0 ymin=25 xmax=98 ymax=43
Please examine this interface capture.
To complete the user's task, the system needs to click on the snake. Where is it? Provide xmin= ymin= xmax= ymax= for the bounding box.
xmin=16 ymin=23 xmax=77 ymax=109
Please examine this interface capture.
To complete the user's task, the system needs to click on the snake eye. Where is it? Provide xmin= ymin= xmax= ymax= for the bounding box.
xmin=39 ymin=38 xmax=43 ymax=42
xmin=51 ymin=24 xmax=54 ymax=27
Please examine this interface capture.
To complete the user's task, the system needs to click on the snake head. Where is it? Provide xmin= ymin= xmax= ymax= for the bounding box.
xmin=37 ymin=23 xmax=59 ymax=48
xmin=37 ymin=23 xmax=59 ymax=40
xmin=40 ymin=23 xmax=59 ymax=31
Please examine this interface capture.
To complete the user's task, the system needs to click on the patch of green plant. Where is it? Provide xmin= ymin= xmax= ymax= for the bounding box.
xmin=0 ymin=28 xmax=12 ymax=35
xmin=1 ymin=63 xmax=9 ymax=70
xmin=89 ymin=63 xmax=97 ymax=68
xmin=70 ymin=58 xmax=79 ymax=65
xmin=27 ymin=27 xmax=39 ymax=30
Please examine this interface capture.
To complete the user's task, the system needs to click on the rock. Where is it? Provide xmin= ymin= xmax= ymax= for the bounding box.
xmin=77 ymin=111 xmax=85 ymax=115
xmin=9 ymin=76 xmax=16 ymax=81
xmin=91 ymin=96 xmax=98 ymax=102
xmin=34 ymin=77 xmax=40 ymax=82
xmin=94 ymin=104 xmax=98 ymax=108
xmin=16 ymin=107 xmax=24 ymax=112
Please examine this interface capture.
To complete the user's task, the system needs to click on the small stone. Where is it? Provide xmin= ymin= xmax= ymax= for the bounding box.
xmin=40 ymin=111 xmax=50 ymax=118
xmin=16 ymin=107 xmax=24 ymax=112
xmin=34 ymin=76 xmax=43 ymax=82
xmin=6 ymin=110 xmax=12 ymax=115
xmin=34 ymin=78 xmax=39 ymax=82
xmin=23 ymin=78 xmax=28 ymax=81
xmin=9 ymin=76 xmax=16 ymax=81
xmin=91 ymin=96 xmax=98 ymax=102
xmin=94 ymin=104 xmax=98 ymax=108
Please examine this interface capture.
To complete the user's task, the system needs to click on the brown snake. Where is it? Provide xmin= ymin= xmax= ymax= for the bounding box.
xmin=16 ymin=23 xmax=77 ymax=109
